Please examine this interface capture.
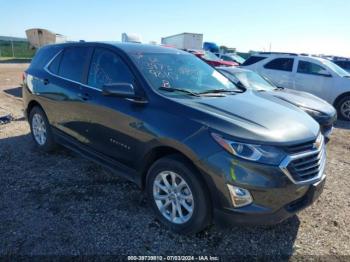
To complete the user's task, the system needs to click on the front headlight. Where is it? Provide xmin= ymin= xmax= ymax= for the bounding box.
xmin=211 ymin=133 xmax=286 ymax=165
xmin=299 ymin=106 xmax=325 ymax=118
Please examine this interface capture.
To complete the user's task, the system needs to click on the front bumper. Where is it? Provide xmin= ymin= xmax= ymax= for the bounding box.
xmin=214 ymin=177 xmax=326 ymax=226
xmin=197 ymin=146 xmax=326 ymax=226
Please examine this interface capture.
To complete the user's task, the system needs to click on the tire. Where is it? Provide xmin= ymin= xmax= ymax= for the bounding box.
xmin=146 ymin=154 xmax=212 ymax=234
xmin=29 ymin=106 xmax=57 ymax=152
xmin=336 ymin=95 xmax=350 ymax=121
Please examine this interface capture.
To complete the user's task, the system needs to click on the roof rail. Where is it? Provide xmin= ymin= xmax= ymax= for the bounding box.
xmin=258 ymin=52 xmax=298 ymax=56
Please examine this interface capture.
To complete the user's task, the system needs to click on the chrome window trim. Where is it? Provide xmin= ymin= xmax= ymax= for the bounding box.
xmin=279 ymin=134 xmax=326 ymax=185
xmin=43 ymin=49 xmax=101 ymax=92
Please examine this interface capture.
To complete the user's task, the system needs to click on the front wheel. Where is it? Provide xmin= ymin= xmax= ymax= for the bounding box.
xmin=146 ymin=155 xmax=212 ymax=234
xmin=337 ymin=95 xmax=350 ymax=121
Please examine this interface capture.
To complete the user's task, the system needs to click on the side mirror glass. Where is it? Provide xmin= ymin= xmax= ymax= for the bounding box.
xmin=102 ymin=83 xmax=135 ymax=98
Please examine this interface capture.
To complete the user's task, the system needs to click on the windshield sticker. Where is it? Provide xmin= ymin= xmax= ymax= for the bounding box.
xmin=161 ymin=80 xmax=171 ymax=88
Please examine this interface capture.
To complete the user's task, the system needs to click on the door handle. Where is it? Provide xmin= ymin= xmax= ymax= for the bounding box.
xmin=43 ymin=79 xmax=49 ymax=85
xmin=78 ymin=93 xmax=90 ymax=101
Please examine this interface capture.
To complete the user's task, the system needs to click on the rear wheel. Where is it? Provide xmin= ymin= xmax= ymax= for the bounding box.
xmin=146 ymin=155 xmax=211 ymax=234
xmin=337 ymin=95 xmax=350 ymax=121
xmin=29 ymin=106 xmax=56 ymax=152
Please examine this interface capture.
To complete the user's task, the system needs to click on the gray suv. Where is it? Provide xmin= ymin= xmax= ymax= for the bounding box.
xmin=23 ymin=42 xmax=326 ymax=234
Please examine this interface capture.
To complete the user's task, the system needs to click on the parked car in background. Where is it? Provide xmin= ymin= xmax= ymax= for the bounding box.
xmin=216 ymin=53 xmax=246 ymax=65
xmin=217 ymin=66 xmax=337 ymax=138
xmin=203 ymin=42 xmax=220 ymax=53
xmin=332 ymin=58 xmax=350 ymax=73
xmin=23 ymin=42 xmax=326 ymax=234
xmin=242 ymin=52 xmax=350 ymax=120
xmin=186 ymin=49 xmax=238 ymax=67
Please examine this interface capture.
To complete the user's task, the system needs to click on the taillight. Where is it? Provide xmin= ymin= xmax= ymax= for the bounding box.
xmin=22 ymin=72 xmax=27 ymax=83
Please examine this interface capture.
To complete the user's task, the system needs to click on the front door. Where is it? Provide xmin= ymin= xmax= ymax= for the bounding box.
xmin=294 ymin=59 xmax=333 ymax=101
xmin=79 ymin=47 xmax=147 ymax=168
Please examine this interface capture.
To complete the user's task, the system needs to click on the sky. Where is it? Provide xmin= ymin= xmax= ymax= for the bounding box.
xmin=1 ymin=0 xmax=349 ymax=56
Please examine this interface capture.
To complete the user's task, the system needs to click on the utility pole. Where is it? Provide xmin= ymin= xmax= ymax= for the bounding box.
xmin=11 ymin=39 xmax=15 ymax=57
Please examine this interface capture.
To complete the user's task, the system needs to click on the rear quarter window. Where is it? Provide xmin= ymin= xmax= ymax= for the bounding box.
xmin=48 ymin=52 xmax=63 ymax=74
xmin=29 ymin=46 xmax=63 ymax=70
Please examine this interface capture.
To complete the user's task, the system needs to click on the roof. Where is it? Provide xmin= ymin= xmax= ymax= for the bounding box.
xmin=44 ymin=41 xmax=188 ymax=55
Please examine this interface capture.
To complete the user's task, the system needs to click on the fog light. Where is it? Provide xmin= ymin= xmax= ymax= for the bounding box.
xmin=227 ymin=184 xmax=253 ymax=208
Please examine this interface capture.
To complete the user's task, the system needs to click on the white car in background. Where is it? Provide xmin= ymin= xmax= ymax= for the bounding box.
xmin=242 ymin=52 xmax=350 ymax=120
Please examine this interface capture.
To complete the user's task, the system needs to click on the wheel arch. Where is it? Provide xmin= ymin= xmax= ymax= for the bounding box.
xmin=139 ymin=145 xmax=213 ymax=205
xmin=26 ymin=100 xmax=44 ymax=119
xmin=333 ymin=92 xmax=350 ymax=108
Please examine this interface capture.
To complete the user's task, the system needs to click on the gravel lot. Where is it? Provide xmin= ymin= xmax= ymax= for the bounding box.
xmin=0 ymin=63 xmax=349 ymax=258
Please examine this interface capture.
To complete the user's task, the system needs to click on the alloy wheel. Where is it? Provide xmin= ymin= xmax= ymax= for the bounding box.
xmin=340 ymin=99 xmax=350 ymax=120
xmin=32 ymin=113 xmax=47 ymax=145
xmin=153 ymin=171 xmax=194 ymax=224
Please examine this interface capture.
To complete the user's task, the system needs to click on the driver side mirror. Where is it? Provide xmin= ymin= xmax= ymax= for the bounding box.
xmin=102 ymin=83 xmax=135 ymax=98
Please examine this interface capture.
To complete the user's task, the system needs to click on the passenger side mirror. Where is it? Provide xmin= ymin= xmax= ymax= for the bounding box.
xmin=102 ymin=83 xmax=135 ymax=98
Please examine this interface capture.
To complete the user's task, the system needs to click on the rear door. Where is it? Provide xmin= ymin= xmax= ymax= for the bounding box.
xmin=45 ymin=46 xmax=92 ymax=142
xmin=294 ymin=58 xmax=334 ymax=100
xmin=259 ymin=57 xmax=295 ymax=89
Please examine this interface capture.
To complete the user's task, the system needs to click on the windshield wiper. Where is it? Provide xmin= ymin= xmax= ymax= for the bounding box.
xmin=159 ymin=87 xmax=200 ymax=97
xmin=198 ymin=89 xmax=243 ymax=95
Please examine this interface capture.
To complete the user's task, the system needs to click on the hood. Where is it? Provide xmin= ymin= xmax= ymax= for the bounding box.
xmin=176 ymin=91 xmax=319 ymax=145
xmin=266 ymin=88 xmax=336 ymax=116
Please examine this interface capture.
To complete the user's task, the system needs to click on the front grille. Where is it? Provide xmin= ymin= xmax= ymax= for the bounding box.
xmin=287 ymin=148 xmax=325 ymax=182
xmin=285 ymin=140 xmax=315 ymax=154
xmin=280 ymin=134 xmax=326 ymax=184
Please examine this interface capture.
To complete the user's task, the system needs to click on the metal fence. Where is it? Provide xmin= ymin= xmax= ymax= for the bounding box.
xmin=0 ymin=40 xmax=35 ymax=58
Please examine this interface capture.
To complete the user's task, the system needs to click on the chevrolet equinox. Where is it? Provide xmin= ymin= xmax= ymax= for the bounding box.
xmin=23 ymin=42 xmax=327 ymax=234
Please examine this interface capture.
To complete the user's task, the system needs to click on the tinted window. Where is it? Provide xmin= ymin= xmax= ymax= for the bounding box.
xmin=297 ymin=61 xmax=328 ymax=75
xmin=30 ymin=46 xmax=63 ymax=70
xmin=88 ymin=48 xmax=134 ymax=89
xmin=48 ymin=52 xmax=62 ymax=74
xmin=264 ymin=58 xmax=294 ymax=71
xmin=242 ymin=56 xmax=266 ymax=66
xmin=59 ymin=47 xmax=89 ymax=82
xmin=334 ymin=61 xmax=350 ymax=70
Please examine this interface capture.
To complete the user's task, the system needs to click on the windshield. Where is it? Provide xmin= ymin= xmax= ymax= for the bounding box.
xmin=130 ymin=52 xmax=239 ymax=94
xmin=222 ymin=70 xmax=276 ymax=91
xmin=320 ymin=59 xmax=350 ymax=77
xmin=226 ymin=53 xmax=246 ymax=64
xmin=202 ymin=51 xmax=221 ymax=61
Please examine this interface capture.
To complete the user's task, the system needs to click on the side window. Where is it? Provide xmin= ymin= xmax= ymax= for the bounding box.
xmin=88 ymin=48 xmax=134 ymax=89
xmin=264 ymin=58 xmax=294 ymax=72
xmin=242 ymin=56 xmax=266 ymax=66
xmin=58 ymin=47 xmax=89 ymax=82
xmin=297 ymin=61 xmax=329 ymax=76
xmin=29 ymin=46 xmax=63 ymax=70
xmin=48 ymin=51 xmax=63 ymax=74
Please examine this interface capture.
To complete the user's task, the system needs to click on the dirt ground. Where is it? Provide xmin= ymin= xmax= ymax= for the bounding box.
xmin=0 ymin=63 xmax=349 ymax=258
